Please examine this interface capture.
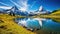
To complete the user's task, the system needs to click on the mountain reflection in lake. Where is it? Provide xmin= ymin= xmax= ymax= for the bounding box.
xmin=14 ymin=18 xmax=60 ymax=32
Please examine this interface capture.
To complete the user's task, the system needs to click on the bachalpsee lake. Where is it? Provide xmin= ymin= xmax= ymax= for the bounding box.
xmin=14 ymin=17 xmax=60 ymax=32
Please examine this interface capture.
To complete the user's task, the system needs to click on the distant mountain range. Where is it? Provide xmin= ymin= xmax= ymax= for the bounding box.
xmin=28 ymin=6 xmax=51 ymax=16
xmin=0 ymin=6 xmax=51 ymax=16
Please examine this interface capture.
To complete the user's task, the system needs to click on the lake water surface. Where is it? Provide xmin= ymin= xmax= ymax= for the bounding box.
xmin=14 ymin=18 xmax=60 ymax=32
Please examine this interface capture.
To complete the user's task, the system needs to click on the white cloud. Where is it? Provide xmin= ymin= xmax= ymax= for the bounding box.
xmin=18 ymin=0 xmax=29 ymax=11
xmin=18 ymin=0 xmax=37 ymax=12
xmin=0 ymin=6 xmax=12 ymax=9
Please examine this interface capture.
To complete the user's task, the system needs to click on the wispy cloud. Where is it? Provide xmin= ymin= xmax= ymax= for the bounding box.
xmin=0 ymin=2 xmax=9 ymax=6
xmin=0 ymin=6 xmax=12 ymax=9
xmin=18 ymin=0 xmax=29 ymax=11
xmin=0 ymin=0 xmax=37 ymax=12
xmin=0 ymin=0 xmax=29 ymax=11
xmin=9 ymin=0 xmax=29 ymax=11
xmin=10 ymin=0 xmax=21 ymax=8
xmin=30 ymin=1 xmax=37 ymax=8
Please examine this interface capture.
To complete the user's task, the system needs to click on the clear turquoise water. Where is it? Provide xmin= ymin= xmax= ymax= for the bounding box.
xmin=14 ymin=18 xmax=60 ymax=32
xmin=26 ymin=19 xmax=41 ymax=29
xmin=42 ymin=19 xmax=60 ymax=32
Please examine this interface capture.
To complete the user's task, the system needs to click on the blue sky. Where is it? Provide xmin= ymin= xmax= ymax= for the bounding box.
xmin=0 ymin=0 xmax=60 ymax=11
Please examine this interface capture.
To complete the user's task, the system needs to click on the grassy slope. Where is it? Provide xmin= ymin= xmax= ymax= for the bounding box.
xmin=0 ymin=14 xmax=36 ymax=34
xmin=50 ymin=10 xmax=60 ymax=15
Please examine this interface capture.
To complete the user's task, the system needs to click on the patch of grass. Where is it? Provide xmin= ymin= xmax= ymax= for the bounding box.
xmin=50 ymin=9 xmax=60 ymax=15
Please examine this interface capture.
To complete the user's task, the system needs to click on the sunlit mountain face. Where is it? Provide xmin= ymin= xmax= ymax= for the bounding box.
xmin=0 ymin=0 xmax=60 ymax=12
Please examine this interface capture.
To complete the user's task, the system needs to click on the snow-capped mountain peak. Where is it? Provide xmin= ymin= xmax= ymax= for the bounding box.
xmin=39 ymin=6 xmax=43 ymax=11
xmin=11 ymin=6 xmax=19 ymax=12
